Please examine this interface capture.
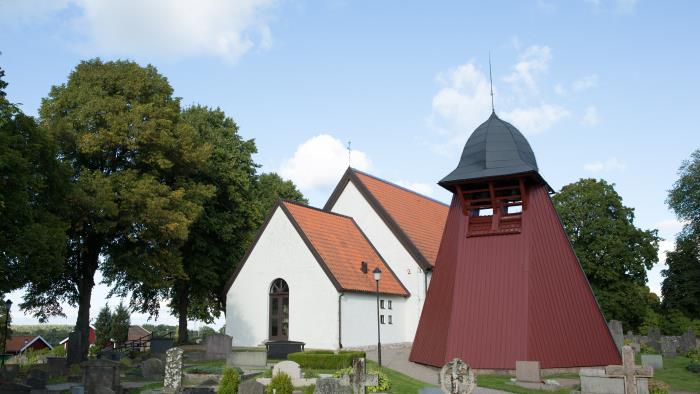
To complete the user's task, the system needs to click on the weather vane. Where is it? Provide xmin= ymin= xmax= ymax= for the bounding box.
xmin=489 ymin=51 xmax=495 ymax=113
xmin=347 ymin=140 xmax=352 ymax=167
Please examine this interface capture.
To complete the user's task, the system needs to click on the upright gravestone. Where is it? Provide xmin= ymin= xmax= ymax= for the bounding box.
xmin=203 ymin=333 xmax=232 ymax=360
xmin=163 ymin=347 xmax=184 ymax=394
xmin=679 ymin=328 xmax=696 ymax=354
xmin=515 ymin=361 xmax=541 ymax=383
xmin=338 ymin=358 xmax=377 ymax=394
xmin=646 ymin=328 xmax=661 ymax=353
xmin=46 ymin=356 xmax=68 ymax=378
xmin=142 ymin=358 xmax=164 ymax=380
xmin=25 ymin=368 xmax=48 ymax=390
xmin=66 ymin=331 xmax=83 ymax=366
xmin=604 ymin=346 xmax=653 ymax=394
xmin=81 ymin=359 xmax=121 ymax=393
xmin=239 ymin=379 xmax=266 ymax=394
xmin=439 ymin=358 xmax=476 ymax=394
xmin=608 ymin=320 xmax=624 ymax=352
xmin=660 ymin=337 xmax=677 ymax=358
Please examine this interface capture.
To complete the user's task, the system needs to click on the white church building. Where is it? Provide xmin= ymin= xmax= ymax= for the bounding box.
xmin=224 ymin=168 xmax=448 ymax=349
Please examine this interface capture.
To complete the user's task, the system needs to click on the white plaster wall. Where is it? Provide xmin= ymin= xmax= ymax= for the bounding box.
xmin=341 ymin=293 xmax=406 ymax=347
xmin=329 ymin=182 xmax=427 ymax=342
xmin=226 ymin=207 xmax=340 ymax=349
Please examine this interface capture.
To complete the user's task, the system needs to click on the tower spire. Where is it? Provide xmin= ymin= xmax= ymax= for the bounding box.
xmin=489 ymin=52 xmax=495 ymax=113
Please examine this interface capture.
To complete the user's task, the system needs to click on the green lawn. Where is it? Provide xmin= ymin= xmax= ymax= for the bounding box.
xmin=651 ymin=356 xmax=700 ymax=392
xmin=366 ymin=360 xmax=435 ymax=394
xmin=477 ymin=374 xmax=571 ymax=394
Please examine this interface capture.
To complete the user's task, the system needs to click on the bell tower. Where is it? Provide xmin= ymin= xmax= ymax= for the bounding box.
xmin=410 ymin=112 xmax=621 ymax=370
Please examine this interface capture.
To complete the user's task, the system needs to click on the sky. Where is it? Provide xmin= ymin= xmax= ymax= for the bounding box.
xmin=1 ymin=0 xmax=698 ymax=329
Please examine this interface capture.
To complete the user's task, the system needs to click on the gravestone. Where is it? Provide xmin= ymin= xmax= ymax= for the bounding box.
xmin=81 ymin=359 xmax=120 ymax=393
xmin=182 ymin=388 xmax=215 ymax=394
xmin=66 ymin=331 xmax=82 ymax=366
xmin=273 ymin=360 xmax=302 ymax=380
xmin=46 ymin=357 xmax=67 ymax=378
xmin=238 ymin=379 xmax=266 ymax=394
xmin=150 ymin=338 xmax=174 ymax=355
xmin=163 ymin=347 xmax=184 ymax=393
xmin=604 ymin=346 xmax=653 ymax=394
xmin=439 ymin=358 xmax=476 ymax=394
xmin=25 ymin=368 xmax=47 ymax=389
xmin=660 ymin=337 xmax=677 ymax=358
xmin=141 ymin=358 xmax=164 ymax=380
xmin=646 ymin=328 xmax=661 ymax=353
xmin=0 ymin=382 xmax=32 ymax=393
xmin=337 ymin=358 xmax=377 ymax=394
xmin=679 ymin=328 xmax=696 ymax=354
xmin=0 ymin=364 xmax=19 ymax=382
xmin=515 ymin=361 xmax=541 ymax=383
xmin=641 ymin=354 xmax=663 ymax=370
xmin=203 ymin=333 xmax=232 ymax=360
xmin=608 ymin=320 xmax=624 ymax=352
xmin=314 ymin=377 xmax=352 ymax=394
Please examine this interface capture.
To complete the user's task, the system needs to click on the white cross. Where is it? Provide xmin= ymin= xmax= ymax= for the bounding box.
xmin=605 ymin=345 xmax=653 ymax=394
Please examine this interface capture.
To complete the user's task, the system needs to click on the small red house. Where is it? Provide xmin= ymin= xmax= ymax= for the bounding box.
xmin=4 ymin=335 xmax=53 ymax=355
xmin=59 ymin=325 xmax=96 ymax=349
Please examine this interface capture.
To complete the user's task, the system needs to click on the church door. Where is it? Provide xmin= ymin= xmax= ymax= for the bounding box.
xmin=269 ymin=278 xmax=289 ymax=341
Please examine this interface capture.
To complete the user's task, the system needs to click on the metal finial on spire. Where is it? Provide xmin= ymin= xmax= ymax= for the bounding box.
xmin=347 ymin=140 xmax=352 ymax=167
xmin=489 ymin=52 xmax=495 ymax=113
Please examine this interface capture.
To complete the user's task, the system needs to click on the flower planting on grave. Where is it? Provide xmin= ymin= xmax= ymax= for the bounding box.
xmin=267 ymin=371 xmax=294 ymax=394
xmin=333 ymin=366 xmax=390 ymax=393
xmin=217 ymin=367 xmax=240 ymax=394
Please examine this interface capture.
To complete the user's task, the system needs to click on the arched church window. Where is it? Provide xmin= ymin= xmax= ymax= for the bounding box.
xmin=269 ymin=278 xmax=289 ymax=341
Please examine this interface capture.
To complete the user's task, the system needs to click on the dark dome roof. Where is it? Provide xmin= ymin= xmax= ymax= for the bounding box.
xmin=439 ymin=112 xmax=540 ymax=188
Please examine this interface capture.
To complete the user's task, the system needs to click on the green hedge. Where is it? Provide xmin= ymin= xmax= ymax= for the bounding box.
xmin=287 ymin=350 xmax=366 ymax=369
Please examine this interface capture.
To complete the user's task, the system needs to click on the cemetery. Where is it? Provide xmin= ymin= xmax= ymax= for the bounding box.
xmin=2 ymin=3 xmax=700 ymax=394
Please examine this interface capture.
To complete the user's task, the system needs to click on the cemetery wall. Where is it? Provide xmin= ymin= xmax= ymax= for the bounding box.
xmin=226 ymin=208 xmax=339 ymax=349
xmin=341 ymin=293 xmax=407 ymax=347
xmin=329 ymin=180 xmax=428 ymax=340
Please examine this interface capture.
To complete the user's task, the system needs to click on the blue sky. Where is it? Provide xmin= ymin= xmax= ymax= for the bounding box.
xmin=1 ymin=0 xmax=698 ymax=327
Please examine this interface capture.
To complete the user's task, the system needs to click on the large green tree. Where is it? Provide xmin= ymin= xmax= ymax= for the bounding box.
xmin=255 ymin=173 xmax=308 ymax=214
xmin=0 ymin=67 xmax=68 ymax=297
xmin=663 ymin=149 xmax=700 ymax=320
xmin=93 ymin=305 xmax=112 ymax=350
xmin=26 ymin=59 xmax=212 ymax=360
xmin=110 ymin=303 xmax=130 ymax=346
xmin=553 ymin=178 xmax=660 ymax=330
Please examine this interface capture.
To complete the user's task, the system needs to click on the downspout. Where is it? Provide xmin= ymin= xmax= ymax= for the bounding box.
xmin=424 ymin=269 xmax=429 ymax=296
xmin=338 ymin=293 xmax=344 ymax=349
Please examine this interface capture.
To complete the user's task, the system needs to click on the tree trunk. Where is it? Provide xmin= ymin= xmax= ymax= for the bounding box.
xmin=75 ymin=236 xmax=100 ymax=360
xmin=177 ymin=280 xmax=189 ymax=345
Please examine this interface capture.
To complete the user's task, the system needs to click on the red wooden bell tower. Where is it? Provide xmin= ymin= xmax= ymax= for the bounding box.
xmin=409 ymin=112 xmax=620 ymax=370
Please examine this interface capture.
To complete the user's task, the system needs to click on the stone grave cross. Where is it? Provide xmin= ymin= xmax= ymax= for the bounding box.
xmin=162 ymin=347 xmax=184 ymax=394
xmin=339 ymin=358 xmax=378 ymax=394
xmin=604 ymin=345 xmax=653 ymax=394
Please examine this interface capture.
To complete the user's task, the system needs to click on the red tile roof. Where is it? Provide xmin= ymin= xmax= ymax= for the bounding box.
xmin=128 ymin=326 xmax=151 ymax=341
xmin=282 ymin=201 xmax=408 ymax=296
xmin=5 ymin=335 xmax=51 ymax=353
xmin=351 ymin=170 xmax=449 ymax=267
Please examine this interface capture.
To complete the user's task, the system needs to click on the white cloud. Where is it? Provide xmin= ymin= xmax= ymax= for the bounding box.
xmin=582 ymin=105 xmax=599 ymax=125
xmin=503 ymin=45 xmax=552 ymax=93
xmin=655 ymin=219 xmax=686 ymax=236
xmin=501 ymin=105 xmax=570 ymax=135
xmin=0 ymin=0 xmax=277 ymax=63
xmin=583 ymin=157 xmax=626 ymax=173
xmin=572 ymin=74 xmax=598 ymax=92
xmin=279 ymin=134 xmax=371 ymax=191
xmin=396 ymin=181 xmax=434 ymax=197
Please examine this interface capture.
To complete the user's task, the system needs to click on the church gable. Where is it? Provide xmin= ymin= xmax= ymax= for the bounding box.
xmin=324 ymin=168 xmax=449 ymax=270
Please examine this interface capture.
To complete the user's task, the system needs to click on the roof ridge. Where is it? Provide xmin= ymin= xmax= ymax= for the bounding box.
xmin=281 ymin=199 xmax=356 ymax=220
xmin=349 ymin=168 xmax=449 ymax=207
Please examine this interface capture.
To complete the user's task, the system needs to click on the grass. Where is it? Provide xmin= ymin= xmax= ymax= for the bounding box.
xmin=366 ymin=360 xmax=434 ymax=394
xmin=137 ymin=382 xmax=163 ymax=393
xmin=651 ymin=356 xmax=700 ymax=392
xmin=477 ymin=374 xmax=571 ymax=394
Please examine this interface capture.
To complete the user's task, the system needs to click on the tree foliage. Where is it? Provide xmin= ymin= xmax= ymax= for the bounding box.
xmin=663 ymin=149 xmax=700 ymax=321
xmin=255 ymin=172 xmax=308 ymax=215
xmin=0 ymin=67 xmax=68 ymax=296
xmin=553 ymin=178 xmax=660 ymax=330
xmin=25 ymin=59 xmax=211 ymax=360
xmin=110 ymin=303 xmax=130 ymax=345
xmin=94 ymin=305 xmax=112 ymax=350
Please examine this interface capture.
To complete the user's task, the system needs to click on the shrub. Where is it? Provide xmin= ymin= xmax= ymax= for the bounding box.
xmin=301 ymin=385 xmax=315 ymax=394
xmin=640 ymin=343 xmax=659 ymax=354
xmin=686 ymin=347 xmax=700 ymax=362
xmin=333 ymin=367 xmax=390 ymax=393
xmin=119 ymin=357 xmax=132 ymax=367
xmin=267 ymin=371 xmax=294 ymax=394
xmin=50 ymin=346 xmax=67 ymax=357
xmin=217 ymin=368 xmax=240 ymax=394
xmin=287 ymin=351 xmax=366 ymax=369
xmin=687 ymin=361 xmax=700 ymax=374
xmin=649 ymin=379 xmax=670 ymax=394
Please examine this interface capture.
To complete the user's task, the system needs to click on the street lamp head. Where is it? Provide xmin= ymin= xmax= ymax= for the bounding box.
xmin=4 ymin=299 xmax=11 ymax=310
xmin=373 ymin=267 xmax=382 ymax=281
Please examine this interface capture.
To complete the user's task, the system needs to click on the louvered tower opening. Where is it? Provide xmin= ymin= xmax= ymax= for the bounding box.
xmin=456 ymin=177 xmax=527 ymax=237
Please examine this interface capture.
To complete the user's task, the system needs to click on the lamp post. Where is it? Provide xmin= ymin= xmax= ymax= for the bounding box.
xmin=373 ymin=267 xmax=382 ymax=367
xmin=2 ymin=299 xmax=11 ymax=367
